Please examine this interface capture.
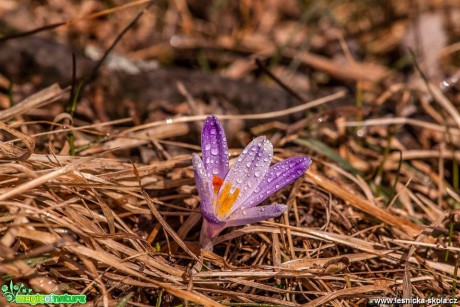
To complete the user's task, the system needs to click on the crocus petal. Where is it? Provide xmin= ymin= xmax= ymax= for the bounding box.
xmin=218 ymin=136 xmax=273 ymax=219
xmin=192 ymin=153 xmax=220 ymax=223
xmin=239 ymin=156 xmax=311 ymax=210
xmin=226 ymin=204 xmax=287 ymax=227
xmin=201 ymin=115 xmax=229 ymax=179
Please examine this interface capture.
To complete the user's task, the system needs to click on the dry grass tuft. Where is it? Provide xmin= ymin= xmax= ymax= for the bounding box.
xmin=1 ymin=84 xmax=459 ymax=306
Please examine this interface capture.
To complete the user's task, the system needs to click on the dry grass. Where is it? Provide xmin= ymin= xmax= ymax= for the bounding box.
xmin=1 ymin=0 xmax=460 ymax=306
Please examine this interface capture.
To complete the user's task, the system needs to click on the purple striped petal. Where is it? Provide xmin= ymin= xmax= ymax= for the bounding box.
xmin=201 ymin=115 xmax=229 ymax=179
xmin=239 ymin=156 xmax=311 ymax=210
xmin=226 ymin=204 xmax=287 ymax=227
xmin=192 ymin=153 xmax=220 ymax=223
xmin=220 ymin=136 xmax=273 ymax=218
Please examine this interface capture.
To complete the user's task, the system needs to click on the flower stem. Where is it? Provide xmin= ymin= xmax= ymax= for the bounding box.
xmin=200 ymin=219 xmax=225 ymax=251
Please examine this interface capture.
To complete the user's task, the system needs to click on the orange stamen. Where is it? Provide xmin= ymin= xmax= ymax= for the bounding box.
xmin=215 ymin=182 xmax=240 ymax=217
xmin=212 ymin=175 xmax=224 ymax=194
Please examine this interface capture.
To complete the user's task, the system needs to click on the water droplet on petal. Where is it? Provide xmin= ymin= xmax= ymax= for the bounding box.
xmin=255 ymin=171 xmax=260 ymax=177
xmin=236 ymin=178 xmax=242 ymax=184
xmin=211 ymin=148 xmax=218 ymax=155
xmin=205 ymin=143 xmax=211 ymax=150
xmin=212 ymin=168 xmax=218 ymax=174
xmin=246 ymin=162 xmax=251 ymax=168
xmin=210 ymin=128 xmax=217 ymax=135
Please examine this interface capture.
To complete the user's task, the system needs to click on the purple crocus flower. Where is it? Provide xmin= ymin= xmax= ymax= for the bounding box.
xmin=193 ymin=115 xmax=312 ymax=250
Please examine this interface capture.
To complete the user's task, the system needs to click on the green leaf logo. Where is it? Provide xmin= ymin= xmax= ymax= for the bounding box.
xmin=1 ymin=281 xmax=33 ymax=303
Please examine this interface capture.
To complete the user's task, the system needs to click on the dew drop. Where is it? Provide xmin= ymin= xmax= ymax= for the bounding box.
xmin=212 ymin=168 xmax=218 ymax=175
xmin=210 ymin=128 xmax=217 ymax=135
xmin=211 ymin=148 xmax=218 ymax=155
xmin=170 ymin=35 xmax=181 ymax=47
xmin=254 ymin=171 xmax=261 ymax=177
xmin=236 ymin=178 xmax=242 ymax=184
xmin=205 ymin=143 xmax=211 ymax=150
xmin=246 ymin=162 xmax=252 ymax=168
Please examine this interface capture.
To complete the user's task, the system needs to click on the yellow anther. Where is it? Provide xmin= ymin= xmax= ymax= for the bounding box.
xmin=215 ymin=182 xmax=240 ymax=217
